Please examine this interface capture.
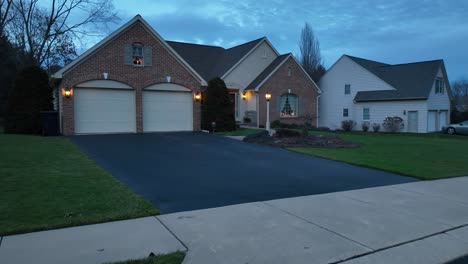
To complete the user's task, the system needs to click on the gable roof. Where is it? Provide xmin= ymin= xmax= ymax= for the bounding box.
xmin=244 ymin=53 xmax=321 ymax=93
xmin=52 ymin=15 xmax=207 ymax=85
xmin=346 ymin=55 xmax=448 ymax=102
xmin=245 ymin=54 xmax=290 ymax=91
xmin=167 ymin=37 xmax=266 ymax=81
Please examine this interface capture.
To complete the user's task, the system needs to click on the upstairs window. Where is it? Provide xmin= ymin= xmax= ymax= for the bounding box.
xmin=124 ymin=43 xmax=152 ymax=66
xmin=132 ymin=43 xmax=143 ymax=65
xmin=345 ymin=84 xmax=351 ymax=95
xmin=435 ymin=78 xmax=445 ymax=94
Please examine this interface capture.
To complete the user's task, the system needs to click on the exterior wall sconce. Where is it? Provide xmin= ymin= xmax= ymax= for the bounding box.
xmin=242 ymin=92 xmax=247 ymax=100
xmin=403 ymin=110 xmax=407 ymax=115
xmin=61 ymin=87 xmax=73 ymax=98
xmin=166 ymin=76 xmax=171 ymax=83
xmin=194 ymin=91 xmax=202 ymax=102
xmin=265 ymin=92 xmax=271 ymax=102
xmin=103 ymin=72 xmax=109 ymax=79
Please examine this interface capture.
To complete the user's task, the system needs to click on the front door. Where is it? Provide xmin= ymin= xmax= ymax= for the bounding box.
xmin=408 ymin=111 xmax=418 ymax=133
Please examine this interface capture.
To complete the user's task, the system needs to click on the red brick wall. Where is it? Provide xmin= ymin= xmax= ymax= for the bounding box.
xmin=60 ymin=21 xmax=201 ymax=135
xmin=258 ymin=57 xmax=319 ymax=127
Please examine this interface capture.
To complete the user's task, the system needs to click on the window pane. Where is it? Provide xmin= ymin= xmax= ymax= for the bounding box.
xmin=345 ymin=84 xmax=351 ymax=94
xmin=280 ymin=94 xmax=297 ymax=117
xmin=363 ymin=108 xmax=370 ymax=120
xmin=343 ymin=108 xmax=348 ymax=117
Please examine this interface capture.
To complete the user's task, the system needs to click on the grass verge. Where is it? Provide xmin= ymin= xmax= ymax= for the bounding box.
xmin=0 ymin=134 xmax=158 ymax=236
xmin=107 ymin=252 xmax=186 ymax=264
xmin=289 ymin=131 xmax=468 ymax=180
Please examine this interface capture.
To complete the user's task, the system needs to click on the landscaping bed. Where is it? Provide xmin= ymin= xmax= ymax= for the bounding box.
xmin=243 ymin=130 xmax=359 ymax=148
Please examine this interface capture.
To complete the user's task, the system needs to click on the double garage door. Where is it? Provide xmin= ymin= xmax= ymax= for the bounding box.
xmin=74 ymin=88 xmax=193 ymax=134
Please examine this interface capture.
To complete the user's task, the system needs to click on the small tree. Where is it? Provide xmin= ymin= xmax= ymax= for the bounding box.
xmin=201 ymin=77 xmax=236 ymax=132
xmin=5 ymin=66 xmax=53 ymax=134
xmin=382 ymin=116 xmax=404 ymax=133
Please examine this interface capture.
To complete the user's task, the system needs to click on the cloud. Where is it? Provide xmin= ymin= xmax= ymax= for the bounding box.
xmin=103 ymin=0 xmax=468 ymax=79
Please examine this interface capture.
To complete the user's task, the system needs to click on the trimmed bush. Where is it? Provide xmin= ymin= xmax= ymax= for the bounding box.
xmin=372 ymin=123 xmax=381 ymax=132
xmin=275 ymin=128 xmax=302 ymax=138
xmin=362 ymin=122 xmax=370 ymax=132
xmin=341 ymin=120 xmax=356 ymax=132
xmin=5 ymin=66 xmax=53 ymax=134
xmin=315 ymin=126 xmax=331 ymax=132
xmin=271 ymin=120 xmax=282 ymax=128
xmin=201 ymin=77 xmax=236 ymax=132
xmin=382 ymin=116 xmax=404 ymax=132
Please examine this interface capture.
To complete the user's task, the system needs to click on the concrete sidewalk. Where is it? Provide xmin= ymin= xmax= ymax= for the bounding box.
xmin=1 ymin=177 xmax=468 ymax=264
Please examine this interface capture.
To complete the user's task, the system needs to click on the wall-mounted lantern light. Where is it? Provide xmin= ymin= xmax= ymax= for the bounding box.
xmin=265 ymin=92 xmax=271 ymax=102
xmin=166 ymin=76 xmax=172 ymax=83
xmin=194 ymin=91 xmax=202 ymax=102
xmin=103 ymin=72 xmax=109 ymax=79
xmin=242 ymin=92 xmax=247 ymax=100
xmin=403 ymin=110 xmax=407 ymax=115
xmin=61 ymin=87 xmax=73 ymax=98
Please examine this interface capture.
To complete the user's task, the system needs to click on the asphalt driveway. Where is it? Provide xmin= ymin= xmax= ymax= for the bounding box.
xmin=70 ymin=132 xmax=417 ymax=213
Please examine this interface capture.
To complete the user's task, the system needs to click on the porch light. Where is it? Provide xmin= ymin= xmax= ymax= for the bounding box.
xmin=242 ymin=92 xmax=247 ymax=100
xmin=265 ymin=92 xmax=271 ymax=102
xmin=194 ymin=91 xmax=202 ymax=102
xmin=61 ymin=87 xmax=73 ymax=98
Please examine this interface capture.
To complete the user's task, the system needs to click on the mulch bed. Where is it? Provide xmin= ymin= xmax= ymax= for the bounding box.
xmin=243 ymin=131 xmax=360 ymax=148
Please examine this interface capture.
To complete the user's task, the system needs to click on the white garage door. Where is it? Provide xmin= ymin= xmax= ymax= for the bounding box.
xmin=143 ymin=91 xmax=193 ymax=132
xmin=427 ymin=111 xmax=437 ymax=132
xmin=439 ymin=111 xmax=448 ymax=130
xmin=74 ymin=88 xmax=136 ymax=134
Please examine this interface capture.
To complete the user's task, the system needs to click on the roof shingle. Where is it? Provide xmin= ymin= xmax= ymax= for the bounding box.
xmin=346 ymin=55 xmax=445 ymax=102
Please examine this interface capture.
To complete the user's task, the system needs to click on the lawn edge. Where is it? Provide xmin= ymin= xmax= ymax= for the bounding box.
xmin=287 ymin=148 xmax=468 ymax=181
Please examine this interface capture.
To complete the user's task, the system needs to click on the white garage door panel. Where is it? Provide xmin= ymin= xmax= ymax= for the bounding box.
xmin=75 ymin=89 xmax=136 ymax=134
xmin=143 ymin=91 xmax=193 ymax=132
xmin=427 ymin=111 xmax=436 ymax=132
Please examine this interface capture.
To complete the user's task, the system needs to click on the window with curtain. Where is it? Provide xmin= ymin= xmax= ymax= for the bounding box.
xmin=279 ymin=94 xmax=298 ymax=117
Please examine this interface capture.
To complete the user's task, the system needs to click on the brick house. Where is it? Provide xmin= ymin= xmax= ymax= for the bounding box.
xmin=53 ymin=15 xmax=320 ymax=135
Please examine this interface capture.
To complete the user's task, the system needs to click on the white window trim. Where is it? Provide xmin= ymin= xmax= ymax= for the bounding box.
xmin=279 ymin=94 xmax=298 ymax=118
xmin=363 ymin=108 xmax=370 ymax=121
xmin=345 ymin=84 xmax=351 ymax=95
xmin=132 ymin=43 xmax=144 ymax=66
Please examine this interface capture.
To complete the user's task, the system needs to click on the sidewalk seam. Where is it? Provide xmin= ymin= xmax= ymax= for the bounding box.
xmin=262 ymin=201 xmax=374 ymax=251
xmin=329 ymin=223 xmax=468 ymax=264
xmin=154 ymin=216 xmax=189 ymax=251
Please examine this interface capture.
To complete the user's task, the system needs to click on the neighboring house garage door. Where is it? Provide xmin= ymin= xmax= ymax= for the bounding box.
xmin=427 ymin=110 xmax=437 ymax=132
xmin=143 ymin=85 xmax=193 ymax=132
xmin=74 ymin=81 xmax=136 ymax=134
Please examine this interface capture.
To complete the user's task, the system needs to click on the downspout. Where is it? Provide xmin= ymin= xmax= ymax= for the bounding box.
xmin=316 ymin=93 xmax=321 ymax=127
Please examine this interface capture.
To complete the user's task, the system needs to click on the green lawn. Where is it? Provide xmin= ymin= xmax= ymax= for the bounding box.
xmin=107 ymin=252 xmax=185 ymax=264
xmin=290 ymin=132 xmax=468 ymax=180
xmin=0 ymin=134 xmax=158 ymax=236
xmin=217 ymin=128 xmax=262 ymax=136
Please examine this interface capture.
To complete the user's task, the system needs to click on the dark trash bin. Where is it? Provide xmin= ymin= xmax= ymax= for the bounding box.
xmin=40 ymin=111 xmax=59 ymax=136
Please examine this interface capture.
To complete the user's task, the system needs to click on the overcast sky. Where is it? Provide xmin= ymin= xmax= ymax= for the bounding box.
xmin=101 ymin=0 xmax=468 ymax=81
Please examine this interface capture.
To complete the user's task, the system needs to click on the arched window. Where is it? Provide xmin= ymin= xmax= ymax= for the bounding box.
xmin=279 ymin=93 xmax=298 ymax=117
xmin=132 ymin=43 xmax=143 ymax=65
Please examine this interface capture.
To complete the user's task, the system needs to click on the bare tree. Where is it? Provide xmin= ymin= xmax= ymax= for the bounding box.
xmin=5 ymin=0 xmax=119 ymax=67
xmin=452 ymin=79 xmax=468 ymax=111
xmin=298 ymin=22 xmax=325 ymax=82
xmin=0 ymin=0 xmax=14 ymax=36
